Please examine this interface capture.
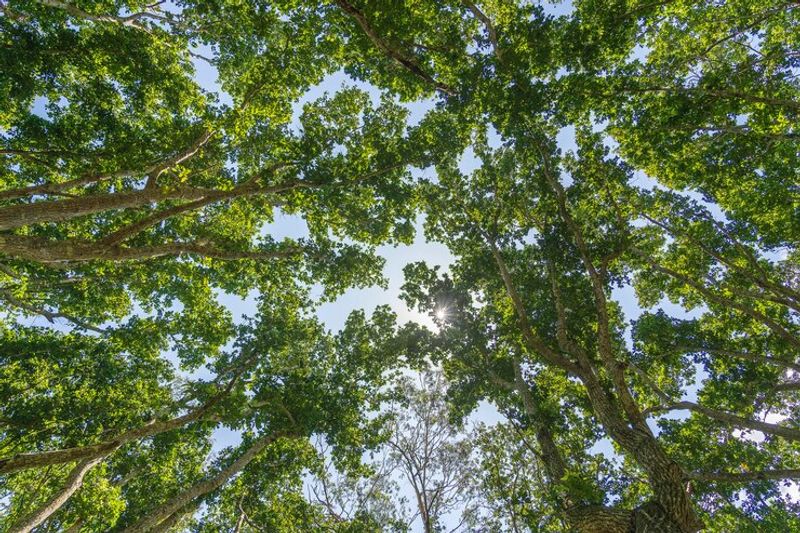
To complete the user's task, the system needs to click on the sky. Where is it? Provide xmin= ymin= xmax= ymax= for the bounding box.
xmin=17 ymin=0 xmax=797 ymax=528
xmin=18 ymin=2 xmax=708 ymax=525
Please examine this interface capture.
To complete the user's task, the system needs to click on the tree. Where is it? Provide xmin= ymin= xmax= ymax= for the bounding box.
xmin=1 ymin=1 xmax=429 ymax=371
xmin=471 ymin=422 xmax=563 ymax=533
xmin=0 ymin=293 xmax=401 ymax=531
xmin=384 ymin=372 xmax=479 ymax=533
xmin=401 ymin=128 xmax=800 ymax=531
xmin=2 ymin=1 xmax=799 ymax=531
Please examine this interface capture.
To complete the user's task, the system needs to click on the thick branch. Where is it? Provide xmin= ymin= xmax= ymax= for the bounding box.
xmin=0 ymin=169 xmax=134 ymax=202
xmin=486 ymin=240 xmax=582 ymax=375
xmin=633 ymin=363 xmax=800 ymax=440
xmin=540 ymin=153 xmax=647 ymax=431
xmin=0 ymin=187 xmax=203 ymax=231
xmin=98 ymin=163 xmax=299 ymax=246
xmin=0 ymin=234 xmax=302 ymax=264
xmin=0 ymin=130 xmax=214 ymax=202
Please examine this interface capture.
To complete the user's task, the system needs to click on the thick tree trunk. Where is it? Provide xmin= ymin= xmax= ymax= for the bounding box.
xmin=510 ymin=360 xmax=691 ymax=533
xmin=491 ymin=246 xmax=702 ymax=532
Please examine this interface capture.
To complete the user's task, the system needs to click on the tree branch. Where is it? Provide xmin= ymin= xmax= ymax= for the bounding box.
xmin=461 ymin=1 xmax=502 ymax=60
xmin=0 ymin=289 xmax=105 ymax=333
xmin=333 ymin=0 xmax=456 ymax=96
xmin=691 ymin=468 xmax=800 ymax=483
xmin=7 ymin=456 xmax=106 ymax=533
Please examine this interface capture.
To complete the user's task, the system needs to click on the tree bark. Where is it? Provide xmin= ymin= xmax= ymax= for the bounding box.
xmin=7 ymin=456 xmax=105 ymax=533
xmin=489 ymin=243 xmax=702 ymax=532
xmin=0 ymin=188 xmax=203 ymax=230
xmin=0 ymin=370 xmax=243 ymax=475
xmin=0 ymin=234 xmax=300 ymax=264
xmin=119 ymin=431 xmax=290 ymax=533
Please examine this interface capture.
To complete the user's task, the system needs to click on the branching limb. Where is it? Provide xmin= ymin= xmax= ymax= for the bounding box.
xmin=461 ymin=1 xmax=502 ymax=60
xmin=333 ymin=0 xmax=456 ymax=96
xmin=0 ymin=288 xmax=105 ymax=333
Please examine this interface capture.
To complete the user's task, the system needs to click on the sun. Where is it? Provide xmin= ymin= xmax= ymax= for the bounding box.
xmin=435 ymin=307 xmax=448 ymax=321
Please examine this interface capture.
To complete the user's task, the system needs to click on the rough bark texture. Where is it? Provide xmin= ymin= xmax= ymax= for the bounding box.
xmin=0 ymin=234 xmax=297 ymax=264
xmin=490 ymin=245 xmax=702 ymax=532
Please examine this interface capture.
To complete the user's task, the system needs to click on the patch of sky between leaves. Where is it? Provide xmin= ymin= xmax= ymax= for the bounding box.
xmin=200 ymin=67 xmax=457 ymax=334
xmin=541 ymin=0 xmax=575 ymax=18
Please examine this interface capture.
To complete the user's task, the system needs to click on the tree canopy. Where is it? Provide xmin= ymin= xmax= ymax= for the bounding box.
xmin=1 ymin=1 xmax=798 ymax=532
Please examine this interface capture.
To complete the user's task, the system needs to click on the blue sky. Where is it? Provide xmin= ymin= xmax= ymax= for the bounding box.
xmin=21 ymin=0 xmax=797 ymax=527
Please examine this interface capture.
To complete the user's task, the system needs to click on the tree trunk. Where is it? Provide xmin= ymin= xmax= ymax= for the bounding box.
xmin=491 ymin=246 xmax=702 ymax=532
xmin=0 ymin=388 xmax=227 ymax=475
xmin=119 ymin=431 xmax=289 ymax=533
xmin=8 ymin=456 xmax=105 ymax=533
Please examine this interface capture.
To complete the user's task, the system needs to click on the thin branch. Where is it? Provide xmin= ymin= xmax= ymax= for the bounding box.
xmin=34 ymin=0 xmax=177 ymax=31
xmin=648 ymin=401 xmax=800 ymax=442
xmin=631 ymin=248 xmax=800 ymax=350
xmin=461 ymin=1 xmax=502 ymax=60
xmin=0 ymin=289 xmax=105 ymax=333
xmin=145 ymin=129 xmax=215 ymax=189
xmin=691 ymin=468 xmax=800 ymax=483
xmin=333 ymin=0 xmax=456 ymax=96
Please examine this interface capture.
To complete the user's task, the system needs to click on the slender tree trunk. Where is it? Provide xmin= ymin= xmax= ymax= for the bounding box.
xmin=119 ymin=431 xmax=290 ymax=533
xmin=8 ymin=456 xmax=105 ymax=533
xmin=0 ymin=375 xmax=238 ymax=475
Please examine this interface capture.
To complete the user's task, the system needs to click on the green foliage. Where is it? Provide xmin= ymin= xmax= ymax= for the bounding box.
xmin=1 ymin=0 xmax=798 ymax=531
